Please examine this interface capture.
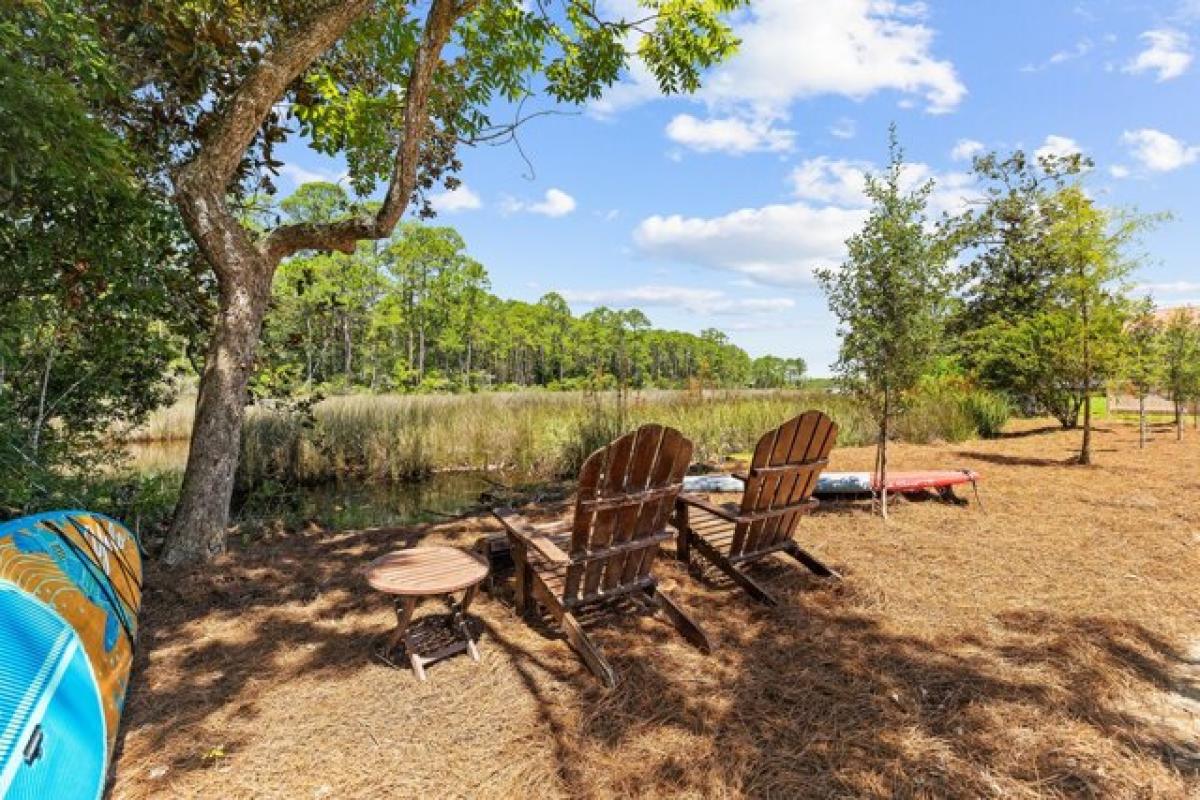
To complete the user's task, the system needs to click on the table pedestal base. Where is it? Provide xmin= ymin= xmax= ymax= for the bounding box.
xmin=378 ymin=587 xmax=480 ymax=680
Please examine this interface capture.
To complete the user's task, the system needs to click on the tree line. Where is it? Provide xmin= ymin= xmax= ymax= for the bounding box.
xmin=255 ymin=185 xmax=803 ymax=396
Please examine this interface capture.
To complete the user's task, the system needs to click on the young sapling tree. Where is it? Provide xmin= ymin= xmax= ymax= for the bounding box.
xmin=817 ymin=128 xmax=955 ymax=518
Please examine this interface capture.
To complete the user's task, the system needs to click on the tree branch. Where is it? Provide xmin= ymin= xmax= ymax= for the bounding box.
xmin=262 ymin=0 xmax=473 ymax=263
xmin=172 ymin=0 xmax=373 ymax=280
xmin=178 ymin=0 xmax=372 ymax=195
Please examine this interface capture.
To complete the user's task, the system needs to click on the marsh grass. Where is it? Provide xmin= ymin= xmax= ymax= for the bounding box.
xmin=124 ymin=395 xmax=196 ymax=442
xmin=226 ymin=388 xmax=1007 ymax=488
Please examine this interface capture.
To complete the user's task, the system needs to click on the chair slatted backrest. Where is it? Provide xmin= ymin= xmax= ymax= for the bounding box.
xmin=562 ymin=425 xmax=693 ymax=606
xmin=729 ymin=411 xmax=838 ymax=559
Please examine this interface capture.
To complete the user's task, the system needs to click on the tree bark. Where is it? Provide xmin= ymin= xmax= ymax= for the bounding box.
xmin=1077 ymin=284 xmax=1092 ymax=465
xmin=165 ymin=270 xmax=271 ymax=563
xmin=1079 ymin=390 xmax=1092 ymax=464
xmin=1177 ymin=402 xmax=1184 ymax=441
xmin=877 ymin=389 xmax=890 ymax=521
xmin=304 ymin=316 xmax=315 ymax=386
xmin=465 ymin=337 xmax=473 ymax=390
xmin=343 ymin=314 xmax=353 ymax=380
xmin=30 ymin=338 xmax=57 ymax=458
xmin=1138 ymin=395 xmax=1146 ymax=449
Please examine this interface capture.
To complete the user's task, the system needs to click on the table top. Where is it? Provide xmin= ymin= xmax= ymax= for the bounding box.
xmin=366 ymin=546 xmax=489 ymax=596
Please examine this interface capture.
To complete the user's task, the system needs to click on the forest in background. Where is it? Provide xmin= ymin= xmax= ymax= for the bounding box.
xmin=253 ymin=184 xmax=805 ymax=397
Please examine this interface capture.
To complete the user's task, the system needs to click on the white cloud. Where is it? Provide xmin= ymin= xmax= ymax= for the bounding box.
xmin=951 ymin=138 xmax=985 ymax=161
xmin=789 ymin=157 xmax=871 ymax=207
xmin=790 ymin=157 xmax=976 ymax=217
xmin=704 ymin=0 xmax=965 ymax=115
xmin=1050 ymin=38 xmax=1093 ymax=64
xmin=1121 ymin=128 xmax=1200 ymax=172
xmin=560 ymin=285 xmax=795 ymax=315
xmin=830 ymin=117 xmax=858 ymax=140
xmin=1035 ymin=134 xmax=1084 ymax=161
xmin=429 ymin=184 xmax=482 ymax=214
xmin=1134 ymin=281 xmax=1200 ymax=294
xmin=1109 ymin=164 xmax=1131 ymax=179
xmin=530 ymin=188 xmax=577 ymax=217
xmin=279 ymin=163 xmax=346 ymax=187
xmin=595 ymin=0 xmax=965 ymax=119
xmin=502 ymin=188 xmax=577 ymax=217
xmin=915 ymin=167 xmax=978 ymax=218
xmin=1022 ymin=38 xmax=1093 ymax=72
xmin=1124 ymin=29 xmax=1193 ymax=81
xmin=634 ymin=203 xmax=868 ymax=287
xmin=665 ymin=113 xmax=795 ymax=155
xmin=632 ymin=155 xmax=978 ymax=286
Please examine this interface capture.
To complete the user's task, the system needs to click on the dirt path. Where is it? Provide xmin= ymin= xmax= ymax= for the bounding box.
xmin=110 ymin=420 xmax=1200 ymax=799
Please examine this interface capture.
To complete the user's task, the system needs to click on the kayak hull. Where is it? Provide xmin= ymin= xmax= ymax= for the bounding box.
xmin=0 ymin=511 xmax=142 ymax=800
xmin=684 ymin=470 xmax=981 ymax=496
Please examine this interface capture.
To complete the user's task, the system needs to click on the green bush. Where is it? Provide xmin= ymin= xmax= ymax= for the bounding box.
xmin=960 ymin=391 xmax=1013 ymax=439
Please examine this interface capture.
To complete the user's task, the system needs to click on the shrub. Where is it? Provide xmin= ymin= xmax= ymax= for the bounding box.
xmin=960 ymin=391 xmax=1013 ymax=439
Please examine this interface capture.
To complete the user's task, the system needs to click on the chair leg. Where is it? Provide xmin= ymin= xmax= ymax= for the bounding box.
xmin=647 ymin=586 xmax=712 ymax=654
xmin=511 ymin=540 xmax=531 ymax=617
xmin=673 ymin=508 xmax=691 ymax=565
xmin=785 ymin=542 xmax=841 ymax=580
xmin=724 ymin=564 xmax=778 ymax=606
xmin=561 ymin=611 xmax=618 ymax=689
xmin=693 ymin=536 xmax=778 ymax=606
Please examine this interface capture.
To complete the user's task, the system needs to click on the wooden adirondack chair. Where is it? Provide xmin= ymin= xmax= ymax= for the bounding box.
xmin=493 ymin=424 xmax=711 ymax=687
xmin=674 ymin=411 xmax=840 ymax=606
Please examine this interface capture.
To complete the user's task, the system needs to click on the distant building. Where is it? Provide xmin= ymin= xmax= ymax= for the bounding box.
xmin=1152 ymin=304 xmax=1200 ymax=324
xmin=1108 ymin=304 xmax=1199 ymax=414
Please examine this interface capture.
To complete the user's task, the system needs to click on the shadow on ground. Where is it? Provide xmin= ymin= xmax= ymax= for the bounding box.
xmin=110 ymin=506 xmax=1199 ymax=799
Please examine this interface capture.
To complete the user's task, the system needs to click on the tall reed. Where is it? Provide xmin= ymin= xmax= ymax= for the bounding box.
xmin=227 ymin=388 xmax=998 ymax=488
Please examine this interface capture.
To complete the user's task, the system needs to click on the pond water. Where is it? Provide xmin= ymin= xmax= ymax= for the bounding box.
xmin=126 ymin=441 xmax=507 ymax=531
xmin=234 ymin=472 xmax=499 ymax=531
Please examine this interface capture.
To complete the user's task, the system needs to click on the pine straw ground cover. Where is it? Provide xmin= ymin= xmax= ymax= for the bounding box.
xmin=110 ymin=420 xmax=1199 ymax=799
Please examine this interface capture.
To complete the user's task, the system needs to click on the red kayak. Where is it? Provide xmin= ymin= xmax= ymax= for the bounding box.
xmin=814 ymin=469 xmax=981 ymax=498
xmin=879 ymin=470 xmax=981 ymax=492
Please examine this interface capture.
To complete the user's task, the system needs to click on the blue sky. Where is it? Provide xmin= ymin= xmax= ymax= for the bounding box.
xmin=278 ymin=0 xmax=1200 ymax=375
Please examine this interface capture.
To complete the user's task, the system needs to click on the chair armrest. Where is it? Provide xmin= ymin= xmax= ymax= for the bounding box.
xmin=676 ymin=492 xmax=739 ymax=522
xmin=678 ymin=494 xmax=820 ymax=525
xmin=492 ymin=507 xmax=571 ymax=564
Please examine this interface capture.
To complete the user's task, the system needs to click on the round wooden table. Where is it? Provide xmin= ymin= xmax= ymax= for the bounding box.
xmin=366 ymin=547 xmax=490 ymax=680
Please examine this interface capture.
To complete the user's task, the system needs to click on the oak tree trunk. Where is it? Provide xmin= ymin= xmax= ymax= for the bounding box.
xmin=165 ymin=266 xmax=272 ymax=564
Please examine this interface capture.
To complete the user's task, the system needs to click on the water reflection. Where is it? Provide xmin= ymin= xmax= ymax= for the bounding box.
xmin=234 ymin=472 xmax=496 ymax=531
xmin=126 ymin=440 xmax=514 ymax=530
xmin=126 ymin=440 xmax=190 ymax=473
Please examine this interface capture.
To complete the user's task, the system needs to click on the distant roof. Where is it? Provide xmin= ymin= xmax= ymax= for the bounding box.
xmin=1154 ymin=305 xmax=1200 ymax=323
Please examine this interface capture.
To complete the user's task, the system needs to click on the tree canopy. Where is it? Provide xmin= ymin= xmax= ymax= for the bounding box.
xmin=0 ymin=2 xmax=205 ymax=506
